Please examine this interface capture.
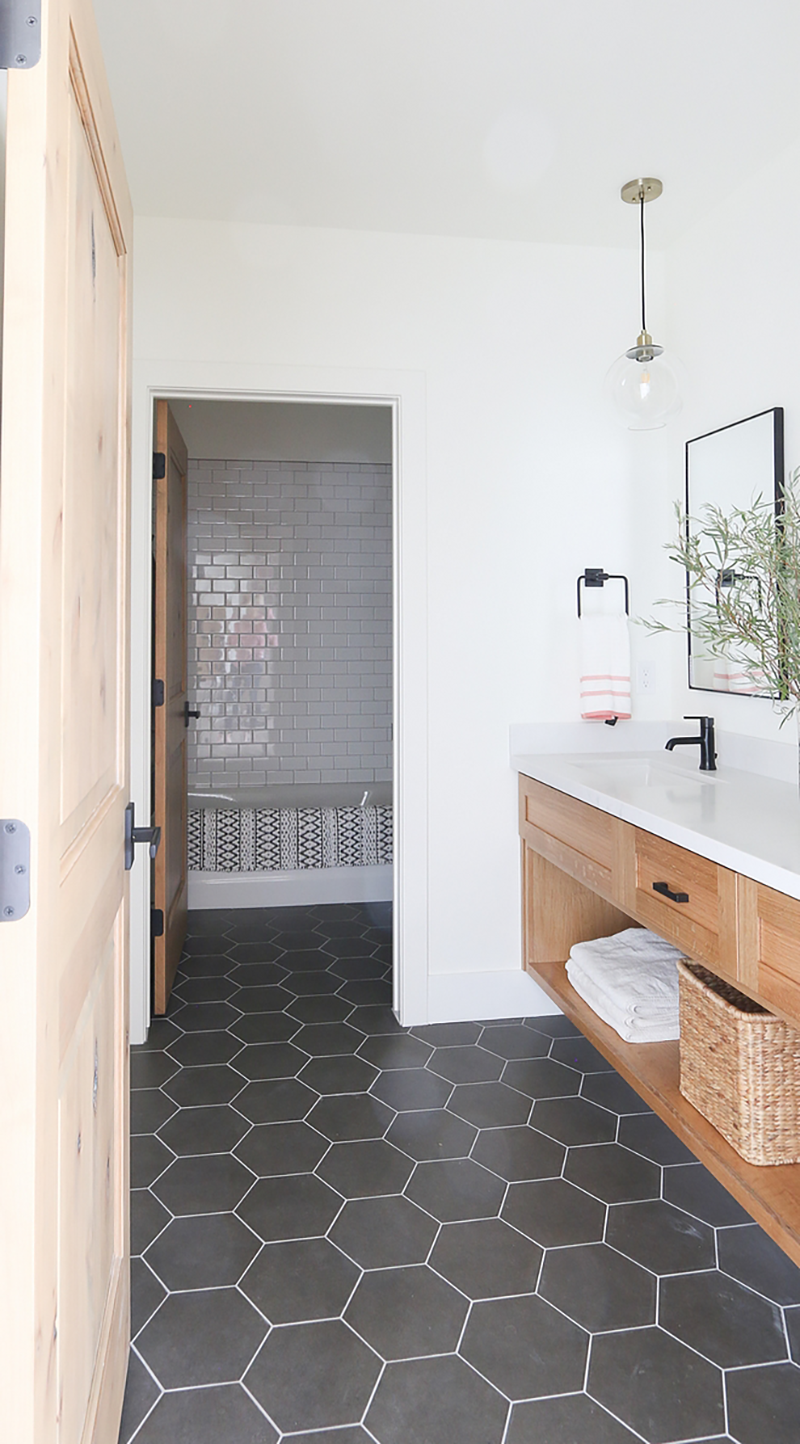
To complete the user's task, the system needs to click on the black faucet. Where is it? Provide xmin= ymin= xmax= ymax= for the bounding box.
xmin=665 ymin=715 xmax=717 ymax=772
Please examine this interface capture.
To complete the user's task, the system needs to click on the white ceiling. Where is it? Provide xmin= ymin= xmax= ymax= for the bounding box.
xmin=94 ymin=0 xmax=800 ymax=249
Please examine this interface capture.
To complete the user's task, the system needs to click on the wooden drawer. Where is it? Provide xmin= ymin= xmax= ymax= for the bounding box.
xmin=633 ymin=828 xmax=737 ymax=975
xmin=738 ymin=880 xmax=800 ymax=1029
xmin=519 ymin=775 xmax=624 ymax=906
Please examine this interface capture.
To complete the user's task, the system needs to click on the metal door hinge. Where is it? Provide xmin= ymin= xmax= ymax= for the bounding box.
xmin=151 ymin=908 xmax=164 ymax=938
xmin=124 ymin=802 xmax=161 ymax=871
xmin=153 ymin=679 xmax=165 ymax=707
xmin=0 ymin=819 xmax=31 ymax=920
xmin=152 ymin=452 xmax=166 ymax=481
xmin=0 ymin=2 xmax=41 ymax=70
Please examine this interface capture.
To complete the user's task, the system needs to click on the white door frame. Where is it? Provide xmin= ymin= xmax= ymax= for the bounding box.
xmin=129 ymin=359 xmax=428 ymax=1042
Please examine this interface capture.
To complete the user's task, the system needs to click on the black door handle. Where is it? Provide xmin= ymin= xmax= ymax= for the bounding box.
xmin=124 ymin=802 xmax=161 ymax=871
xmin=184 ymin=701 xmax=201 ymax=727
xmin=652 ymin=880 xmax=689 ymax=904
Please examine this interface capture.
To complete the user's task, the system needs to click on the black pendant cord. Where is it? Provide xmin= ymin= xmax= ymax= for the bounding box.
xmin=640 ymin=193 xmax=647 ymax=335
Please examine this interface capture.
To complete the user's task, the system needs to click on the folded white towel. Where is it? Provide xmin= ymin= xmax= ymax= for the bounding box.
xmin=567 ymin=927 xmax=681 ymax=1013
xmin=579 ymin=614 xmax=631 ymax=721
xmin=567 ymin=964 xmax=680 ymax=1043
xmin=567 ymin=959 xmax=677 ymax=1027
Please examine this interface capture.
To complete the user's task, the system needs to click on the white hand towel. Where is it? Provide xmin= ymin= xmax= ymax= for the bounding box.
xmin=566 ymin=959 xmax=677 ymax=1027
xmin=566 ymin=964 xmax=680 ymax=1043
xmin=567 ymin=927 xmax=681 ymax=1015
xmin=579 ymin=614 xmax=631 ymax=720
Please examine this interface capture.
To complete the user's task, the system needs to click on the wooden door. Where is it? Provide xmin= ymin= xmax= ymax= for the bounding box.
xmin=0 ymin=2 xmax=133 ymax=1441
xmin=153 ymin=401 xmax=189 ymax=1013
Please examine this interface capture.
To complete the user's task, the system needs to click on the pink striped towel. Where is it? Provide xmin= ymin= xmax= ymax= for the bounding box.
xmin=579 ymin=615 xmax=631 ymax=720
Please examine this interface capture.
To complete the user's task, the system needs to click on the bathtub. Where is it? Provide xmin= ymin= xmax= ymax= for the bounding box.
xmin=187 ymin=780 xmax=393 ymax=910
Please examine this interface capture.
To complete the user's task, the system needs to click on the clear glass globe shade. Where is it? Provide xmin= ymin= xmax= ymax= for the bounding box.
xmin=606 ymin=351 xmax=681 ymax=431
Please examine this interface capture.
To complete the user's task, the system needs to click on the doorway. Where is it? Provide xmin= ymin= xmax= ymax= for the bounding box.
xmin=142 ymin=395 xmax=401 ymax=1028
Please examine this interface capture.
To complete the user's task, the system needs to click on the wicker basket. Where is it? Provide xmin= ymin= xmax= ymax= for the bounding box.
xmin=678 ymin=959 xmax=800 ymax=1166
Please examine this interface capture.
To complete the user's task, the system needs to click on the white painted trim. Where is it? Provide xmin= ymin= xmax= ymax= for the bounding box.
xmin=426 ymin=970 xmax=561 ymax=1028
xmin=129 ymin=359 xmax=428 ymax=1042
xmin=188 ymin=864 xmax=393 ymax=910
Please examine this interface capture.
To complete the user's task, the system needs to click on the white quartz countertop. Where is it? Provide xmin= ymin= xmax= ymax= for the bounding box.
xmin=513 ymin=744 xmax=800 ymax=901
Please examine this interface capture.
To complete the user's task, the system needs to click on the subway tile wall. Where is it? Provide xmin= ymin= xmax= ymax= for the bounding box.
xmin=187 ymin=460 xmax=392 ymax=790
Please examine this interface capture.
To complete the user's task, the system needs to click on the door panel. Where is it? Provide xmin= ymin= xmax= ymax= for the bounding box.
xmin=153 ymin=401 xmax=189 ymax=1012
xmin=0 ymin=1 xmax=133 ymax=1440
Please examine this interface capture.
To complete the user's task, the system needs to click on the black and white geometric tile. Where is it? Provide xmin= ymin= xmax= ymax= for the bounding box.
xmin=187 ymin=806 xmax=393 ymax=872
xmin=120 ymin=903 xmax=800 ymax=1444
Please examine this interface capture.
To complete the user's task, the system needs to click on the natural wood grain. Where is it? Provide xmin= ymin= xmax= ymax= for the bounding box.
xmin=522 ymin=844 xmax=636 ymax=967
xmin=0 ymin=0 xmax=132 ymax=1438
xmin=529 ymin=958 xmax=800 ymax=1269
xmin=632 ymin=829 xmax=737 ymax=972
xmin=153 ymin=403 xmax=189 ymax=1013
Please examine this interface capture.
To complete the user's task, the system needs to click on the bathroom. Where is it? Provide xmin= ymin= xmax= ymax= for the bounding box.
xmin=173 ymin=397 xmax=394 ymax=922
xmin=85 ymin=7 xmax=800 ymax=1444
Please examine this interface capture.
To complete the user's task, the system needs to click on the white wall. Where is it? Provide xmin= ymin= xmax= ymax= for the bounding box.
xmin=666 ymin=136 xmax=800 ymax=752
xmin=169 ymin=397 xmax=392 ymax=463
xmin=133 ymin=215 xmax=671 ymax=1021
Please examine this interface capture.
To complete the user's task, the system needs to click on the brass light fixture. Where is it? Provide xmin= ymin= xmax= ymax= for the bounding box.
xmin=607 ymin=177 xmax=681 ymax=430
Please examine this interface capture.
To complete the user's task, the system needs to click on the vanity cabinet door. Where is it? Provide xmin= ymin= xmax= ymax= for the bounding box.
xmin=739 ymin=881 xmax=800 ymax=1030
xmin=633 ymin=829 xmax=738 ymax=978
xmin=519 ymin=776 xmax=627 ymax=907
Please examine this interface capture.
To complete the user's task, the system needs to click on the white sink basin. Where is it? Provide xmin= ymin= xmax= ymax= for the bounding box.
xmin=564 ymin=755 xmax=722 ymax=793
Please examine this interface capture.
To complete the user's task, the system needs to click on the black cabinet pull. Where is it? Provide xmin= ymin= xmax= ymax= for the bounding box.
xmin=184 ymin=700 xmax=201 ymax=727
xmin=652 ymin=880 xmax=689 ymax=904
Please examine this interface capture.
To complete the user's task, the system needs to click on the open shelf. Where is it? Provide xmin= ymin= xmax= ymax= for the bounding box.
xmin=528 ymin=958 xmax=800 ymax=1270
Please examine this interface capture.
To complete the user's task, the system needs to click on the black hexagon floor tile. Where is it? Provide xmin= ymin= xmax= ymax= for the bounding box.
xmin=369 ymin=1066 xmax=452 ymax=1112
xmin=162 ymin=1063 xmax=245 ymax=1107
xmin=564 ymin=1140 xmax=661 ymax=1203
xmin=501 ymin=1056 xmax=582 ymax=1100
xmin=129 ymin=1383 xmax=277 ymax=1444
xmin=151 ymin=1153 xmax=255 ymax=1216
xmin=470 ymin=1124 xmax=565 ymax=1182
xmin=501 ymin=1177 xmax=606 ymax=1248
xmin=345 ymin=1264 xmax=468 ymax=1359
xmin=234 ymin=1120 xmax=330 ymax=1175
xmin=659 ymin=1270 xmax=787 ymax=1367
xmin=429 ymin=1218 xmax=542 ymax=1299
xmin=328 ymin=1194 xmax=438 ymax=1269
xmin=286 ymin=994 xmax=354 ymax=1024
xmin=662 ymin=1162 xmax=753 ymax=1227
xmin=135 ymin=1287 xmax=268 ymax=1390
xmin=233 ymin=1077 xmax=318 ymax=1123
xmin=307 ymin=1091 xmax=395 ymax=1141
xmin=315 ymin=1138 xmax=414 ymax=1198
xmin=365 ymin=1354 xmax=508 ymax=1444
xmin=122 ymin=904 xmax=800 ymax=1444
xmin=237 ymin=1173 xmax=343 ymax=1242
xmin=606 ymin=1199 xmax=716 ymax=1275
xmin=460 ymin=1292 xmax=589 ymax=1400
xmin=717 ymin=1224 xmax=800 ymax=1305
xmin=726 ymin=1361 xmax=800 ymax=1444
xmin=240 ymin=1236 xmax=360 ymax=1324
xmin=540 ymin=1242 xmax=656 ymax=1332
xmin=588 ymin=1326 xmax=724 ymax=1444
xmin=405 ymin=1157 xmax=506 ymax=1223
xmin=145 ymin=1211 xmax=261 ymax=1292
xmin=299 ymin=1054 xmax=379 ymax=1094
xmin=426 ymin=1044 xmax=504 ymax=1085
xmin=157 ymin=1103 xmax=250 ymax=1156
xmin=447 ymin=1080 xmax=531 ymax=1128
xmin=480 ymin=1023 xmax=551 ymax=1060
xmin=386 ymin=1107 xmax=477 ymax=1161
xmin=530 ymin=1094 xmax=617 ymax=1146
xmin=244 ymin=1319 xmax=381 ymax=1433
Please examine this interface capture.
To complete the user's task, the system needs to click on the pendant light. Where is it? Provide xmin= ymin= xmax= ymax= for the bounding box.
xmin=606 ymin=177 xmax=681 ymax=431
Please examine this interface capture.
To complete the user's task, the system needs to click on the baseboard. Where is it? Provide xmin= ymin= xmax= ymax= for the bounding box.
xmin=425 ymin=968 xmax=562 ymax=1025
xmin=188 ymin=865 xmax=393 ymax=910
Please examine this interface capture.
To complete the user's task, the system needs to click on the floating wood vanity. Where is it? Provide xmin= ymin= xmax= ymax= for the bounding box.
xmin=518 ymin=765 xmax=800 ymax=1268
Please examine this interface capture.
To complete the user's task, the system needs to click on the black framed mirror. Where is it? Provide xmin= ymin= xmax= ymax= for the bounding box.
xmin=686 ymin=407 xmax=784 ymax=695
